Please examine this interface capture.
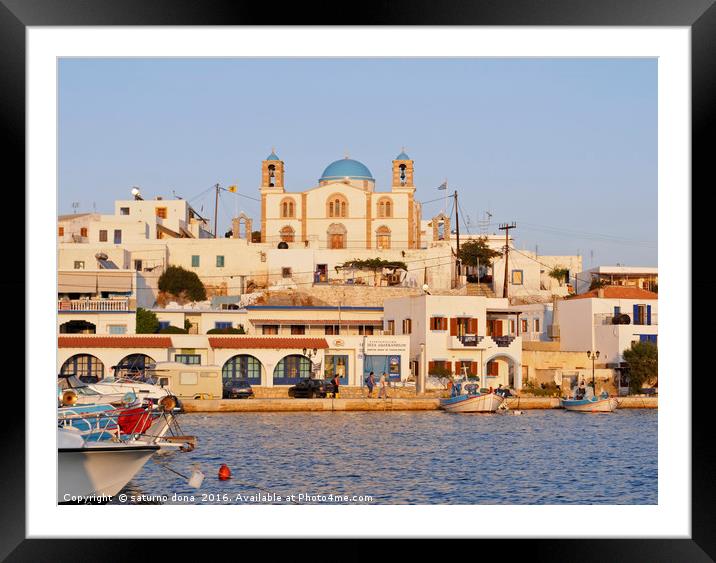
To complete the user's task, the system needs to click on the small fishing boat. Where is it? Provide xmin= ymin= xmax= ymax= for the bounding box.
xmin=439 ymin=381 xmax=505 ymax=413
xmin=58 ymin=427 xmax=160 ymax=503
xmin=561 ymin=389 xmax=618 ymax=413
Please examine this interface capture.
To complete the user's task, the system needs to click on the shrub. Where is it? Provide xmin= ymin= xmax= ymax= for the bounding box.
xmin=158 ymin=265 xmax=207 ymax=302
xmin=623 ymin=341 xmax=658 ymax=393
xmin=136 ymin=308 xmax=159 ymax=334
xmin=206 ymin=326 xmax=246 ymax=335
xmin=157 ymin=325 xmax=189 ymax=334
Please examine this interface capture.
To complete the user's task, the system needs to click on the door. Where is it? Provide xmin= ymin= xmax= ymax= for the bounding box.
xmin=330 ymin=234 xmax=345 ymax=249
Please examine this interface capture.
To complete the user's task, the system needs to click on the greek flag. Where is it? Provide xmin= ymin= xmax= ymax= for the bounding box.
xmin=437 ymin=181 xmax=447 ymax=191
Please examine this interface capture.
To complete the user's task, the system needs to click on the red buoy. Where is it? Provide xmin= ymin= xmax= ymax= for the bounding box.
xmin=218 ymin=464 xmax=232 ymax=480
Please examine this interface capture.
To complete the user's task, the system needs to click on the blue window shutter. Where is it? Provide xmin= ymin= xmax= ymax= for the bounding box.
xmin=647 ymin=305 xmax=652 ymax=325
xmin=633 ymin=304 xmax=639 ymax=325
xmin=614 ymin=306 xmax=620 ymax=316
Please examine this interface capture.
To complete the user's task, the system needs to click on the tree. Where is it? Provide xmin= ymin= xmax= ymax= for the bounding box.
xmin=589 ymin=278 xmax=609 ymax=291
xmin=158 ymin=265 xmax=207 ymax=302
xmin=458 ymin=237 xmax=502 ymax=281
xmin=136 ymin=308 xmax=159 ymax=334
xmin=549 ymin=266 xmax=570 ymax=287
xmin=157 ymin=325 xmax=189 ymax=334
xmin=207 ymin=326 xmax=246 ymax=334
xmin=622 ymin=341 xmax=658 ymax=393
xmin=251 ymin=230 xmax=262 ymax=243
xmin=337 ymin=258 xmax=408 ymax=286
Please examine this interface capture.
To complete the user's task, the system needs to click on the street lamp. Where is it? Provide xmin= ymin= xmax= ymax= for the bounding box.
xmin=587 ymin=350 xmax=600 ymax=391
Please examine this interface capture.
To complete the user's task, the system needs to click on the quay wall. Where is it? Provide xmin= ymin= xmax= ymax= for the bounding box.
xmin=181 ymin=396 xmax=657 ymax=413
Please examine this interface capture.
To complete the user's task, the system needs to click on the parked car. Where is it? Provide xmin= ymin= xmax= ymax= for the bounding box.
xmin=222 ymin=379 xmax=254 ymax=399
xmin=288 ymin=378 xmax=336 ymax=399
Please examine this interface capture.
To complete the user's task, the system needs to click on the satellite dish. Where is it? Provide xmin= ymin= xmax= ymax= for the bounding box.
xmin=422 ymin=284 xmax=430 ymax=295
xmin=131 ymin=187 xmax=141 ymax=197
xmin=95 ymin=252 xmax=108 ymax=261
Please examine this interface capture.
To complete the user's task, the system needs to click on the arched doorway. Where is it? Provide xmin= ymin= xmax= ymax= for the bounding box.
xmin=280 ymin=226 xmax=295 ymax=243
xmin=273 ymin=354 xmax=312 ymax=385
xmin=60 ymin=354 xmax=105 ymax=383
xmin=222 ymin=354 xmax=262 ymax=384
xmin=483 ymin=353 xmax=521 ymax=390
xmin=376 ymin=226 xmax=391 ymax=249
xmin=114 ymin=353 xmax=155 ymax=379
xmin=327 ymin=223 xmax=347 ymax=249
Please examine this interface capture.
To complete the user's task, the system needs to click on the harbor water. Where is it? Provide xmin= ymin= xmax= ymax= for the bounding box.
xmin=118 ymin=409 xmax=657 ymax=504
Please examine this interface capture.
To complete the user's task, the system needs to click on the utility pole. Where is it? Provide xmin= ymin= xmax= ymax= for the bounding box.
xmin=213 ymin=183 xmax=220 ymax=238
xmin=499 ymin=222 xmax=517 ymax=299
xmin=453 ymin=190 xmax=461 ymax=285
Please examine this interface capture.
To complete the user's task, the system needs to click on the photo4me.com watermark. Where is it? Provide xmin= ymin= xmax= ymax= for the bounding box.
xmin=62 ymin=491 xmax=374 ymax=504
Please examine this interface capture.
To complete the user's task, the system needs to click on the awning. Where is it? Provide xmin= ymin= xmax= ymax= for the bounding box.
xmin=58 ymin=272 xmax=97 ymax=293
xmin=250 ymin=319 xmax=383 ymax=326
xmin=97 ymin=272 xmax=133 ymax=292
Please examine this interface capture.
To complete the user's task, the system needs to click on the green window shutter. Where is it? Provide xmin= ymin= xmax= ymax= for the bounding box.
xmin=191 ymin=255 xmax=200 ymax=267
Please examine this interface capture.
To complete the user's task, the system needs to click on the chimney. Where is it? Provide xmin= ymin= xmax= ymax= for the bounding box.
xmin=597 ymin=288 xmax=605 ymax=299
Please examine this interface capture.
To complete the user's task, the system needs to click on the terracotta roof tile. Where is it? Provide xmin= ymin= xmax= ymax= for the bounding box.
xmin=208 ymin=337 xmax=329 ymax=349
xmin=250 ymin=319 xmax=382 ymax=326
xmin=569 ymin=287 xmax=658 ymax=300
xmin=58 ymin=336 xmax=173 ymax=348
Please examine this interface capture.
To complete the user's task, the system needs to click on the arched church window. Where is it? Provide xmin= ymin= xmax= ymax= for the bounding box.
xmin=327 ymin=195 xmax=348 ymax=218
xmin=280 ymin=198 xmax=295 ymax=218
xmin=378 ymin=198 xmax=393 ymax=218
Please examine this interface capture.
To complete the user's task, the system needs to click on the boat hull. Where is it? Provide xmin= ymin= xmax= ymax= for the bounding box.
xmin=440 ymin=393 xmax=505 ymax=413
xmin=58 ymin=443 xmax=159 ymax=502
xmin=561 ymin=397 xmax=618 ymax=412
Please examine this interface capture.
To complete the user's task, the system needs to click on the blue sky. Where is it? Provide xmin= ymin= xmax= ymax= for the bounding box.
xmin=59 ymin=58 xmax=657 ymax=266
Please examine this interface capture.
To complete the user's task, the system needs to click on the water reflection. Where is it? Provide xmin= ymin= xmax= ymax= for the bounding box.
xmin=117 ymin=410 xmax=657 ymax=505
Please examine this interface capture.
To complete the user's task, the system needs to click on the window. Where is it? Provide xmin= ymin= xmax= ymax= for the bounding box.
xmin=113 ymin=229 xmax=122 ymax=244
xmin=511 ymin=270 xmax=524 ymax=285
xmin=273 ymin=354 xmax=312 ymax=384
xmin=223 ymin=354 xmax=262 ymax=383
xmin=134 ymin=259 xmax=143 ymax=271
xmin=58 ymin=227 xmax=64 ymax=236
xmin=280 ymin=226 xmax=295 ymax=243
xmin=282 ymin=267 xmax=292 ymax=278
xmin=325 ymin=355 xmax=349 ymax=385
xmin=191 ymin=255 xmax=200 ymax=267
xmin=280 ymin=198 xmax=296 ymax=218
xmin=262 ymin=325 xmax=279 ymax=335
xmin=378 ymin=198 xmax=393 ymax=218
xmin=215 ymin=322 xmax=232 ymax=330
xmin=510 ymin=320 xmax=516 ymax=334
xmin=158 ymin=321 xmax=170 ymax=330
xmin=156 ymin=207 xmax=167 ymax=219
xmin=120 ymin=207 xmax=130 ymax=215
xmin=402 ymin=318 xmax=412 ymax=334
xmin=291 ymin=325 xmax=306 ymax=335
xmin=179 ymin=371 xmax=199 ymax=385
xmin=430 ymin=317 xmax=448 ymax=331
xmin=376 ymin=226 xmax=391 ymax=250
xmin=639 ymin=334 xmax=657 ymax=344
xmin=534 ymin=318 xmax=540 ymax=332
xmin=385 ymin=320 xmax=395 ymax=335
xmin=175 ymin=354 xmax=201 ymax=365
xmin=327 ymin=195 xmax=348 ymax=218
xmin=80 ymin=227 xmax=88 ymax=237
xmin=358 ymin=325 xmax=374 ymax=335
xmin=108 ymin=325 xmax=127 ymax=335
xmin=73 ymin=261 xmax=85 ymax=270
xmin=633 ymin=304 xmax=651 ymax=325
xmin=216 ymin=255 xmax=225 ymax=268
xmin=99 ymin=230 xmax=107 ymax=242
xmin=325 ymin=325 xmax=340 ymax=335
xmin=521 ymin=319 xmax=529 ymax=333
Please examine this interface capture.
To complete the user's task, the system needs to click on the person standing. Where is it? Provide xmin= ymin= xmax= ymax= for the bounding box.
xmin=365 ymin=371 xmax=375 ymax=398
xmin=378 ymin=372 xmax=388 ymax=399
xmin=332 ymin=374 xmax=340 ymax=398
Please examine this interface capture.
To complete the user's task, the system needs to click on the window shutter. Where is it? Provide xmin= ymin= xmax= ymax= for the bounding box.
xmin=646 ymin=305 xmax=652 ymax=325
xmin=450 ymin=318 xmax=457 ymax=336
xmin=455 ymin=361 xmax=462 ymax=375
xmin=633 ymin=304 xmax=640 ymax=325
xmin=495 ymin=321 xmax=503 ymax=337
xmin=428 ymin=361 xmax=435 ymax=373
xmin=469 ymin=318 xmax=477 ymax=334
xmin=446 ymin=361 xmax=452 ymax=374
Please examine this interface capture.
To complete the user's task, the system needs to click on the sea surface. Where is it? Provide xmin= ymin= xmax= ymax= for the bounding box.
xmin=117 ymin=409 xmax=657 ymax=505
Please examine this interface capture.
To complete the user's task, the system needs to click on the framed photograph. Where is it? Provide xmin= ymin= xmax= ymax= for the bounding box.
xmin=2 ymin=0 xmax=707 ymax=559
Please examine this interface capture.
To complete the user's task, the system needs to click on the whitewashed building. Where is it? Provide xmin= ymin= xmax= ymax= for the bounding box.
xmin=575 ymin=265 xmax=658 ymax=294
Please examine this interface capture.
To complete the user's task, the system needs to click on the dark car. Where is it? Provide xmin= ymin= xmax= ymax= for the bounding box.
xmin=222 ymin=379 xmax=254 ymax=399
xmin=288 ymin=378 xmax=336 ymax=399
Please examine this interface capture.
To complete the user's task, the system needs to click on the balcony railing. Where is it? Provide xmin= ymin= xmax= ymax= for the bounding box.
xmin=58 ymin=298 xmax=130 ymax=312
xmin=593 ymin=313 xmax=658 ymax=326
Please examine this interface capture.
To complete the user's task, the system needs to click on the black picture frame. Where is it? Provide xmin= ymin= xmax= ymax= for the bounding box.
xmin=2 ymin=0 xmax=706 ymax=559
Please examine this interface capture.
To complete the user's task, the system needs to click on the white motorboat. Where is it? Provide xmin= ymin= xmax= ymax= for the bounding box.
xmin=58 ymin=428 xmax=159 ymax=503
xmin=58 ymin=374 xmax=130 ymax=406
xmin=439 ymin=382 xmax=505 ymax=413
xmin=87 ymin=376 xmax=176 ymax=406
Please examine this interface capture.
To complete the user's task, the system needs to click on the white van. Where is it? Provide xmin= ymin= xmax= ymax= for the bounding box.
xmin=147 ymin=362 xmax=222 ymax=400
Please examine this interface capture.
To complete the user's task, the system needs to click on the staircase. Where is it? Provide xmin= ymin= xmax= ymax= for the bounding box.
xmin=466 ymin=282 xmax=496 ymax=297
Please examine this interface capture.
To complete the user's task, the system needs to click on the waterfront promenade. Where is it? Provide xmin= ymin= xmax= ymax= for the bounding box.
xmin=181 ymin=396 xmax=657 ymax=413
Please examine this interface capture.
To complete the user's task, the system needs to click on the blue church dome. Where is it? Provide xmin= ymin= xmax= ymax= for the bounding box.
xmin=266 ymin=151 xmax=280 ymax=161
xmin=319 ymin=157 xmax=374 ymax=182
xmin=396 ymin=151 xmax=411 ymax=160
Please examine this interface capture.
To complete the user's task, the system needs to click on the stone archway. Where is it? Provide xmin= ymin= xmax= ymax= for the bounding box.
xmin=327 ymin=223 xmax=347 ymax=249
xmin=483 ymin=353 xmax=521 ymax=390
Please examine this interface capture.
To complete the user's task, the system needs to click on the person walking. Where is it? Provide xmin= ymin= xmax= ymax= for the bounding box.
xmin=365 ymin=371 xmax=375 ymax=398
xmin=378 ymin=372 xmax=389 ymax=399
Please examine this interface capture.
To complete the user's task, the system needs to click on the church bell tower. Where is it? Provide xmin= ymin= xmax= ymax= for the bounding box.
xmin=261 ymin=149 xmax=285 ymax=191
xmin=392 ymin=148 xmax=414 ymax=190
